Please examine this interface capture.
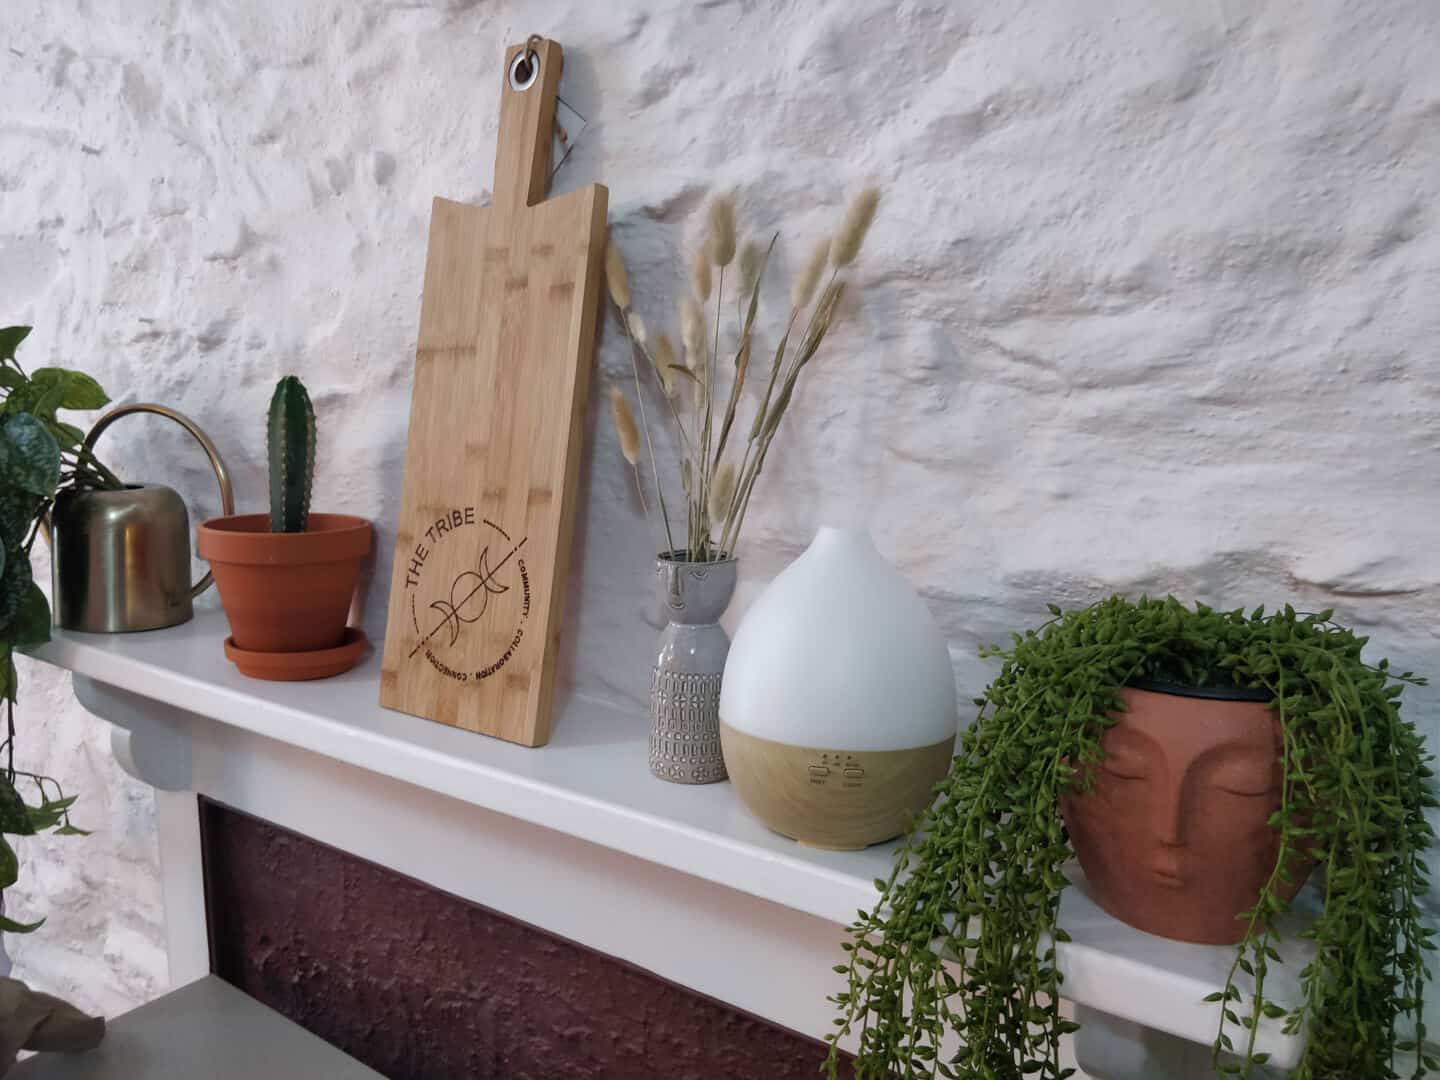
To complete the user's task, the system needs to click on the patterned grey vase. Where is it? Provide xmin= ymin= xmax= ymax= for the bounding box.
xmin=649 ymin=553 xmax=737 ymax=784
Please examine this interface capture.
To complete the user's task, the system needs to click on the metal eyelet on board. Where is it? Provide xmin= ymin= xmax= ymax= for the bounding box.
xmin=509 ymin=38 xmax=540 ymax=91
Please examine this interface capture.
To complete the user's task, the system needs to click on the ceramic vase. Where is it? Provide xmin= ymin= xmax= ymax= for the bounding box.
xmin=1060 ymin=682 xmax=1315 ymax=945
xmin=648 ymin=553 xmax=737 ymax=785
xmin=719 ymin=526 xmax=957 ymax=849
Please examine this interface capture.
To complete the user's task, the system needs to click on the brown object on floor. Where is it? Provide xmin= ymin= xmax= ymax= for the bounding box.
xmin=0 ymin=977 xmax=104 ymax=1074
xmin=201 ymin=798 xmax=852 ymax=1080
xmin=198 ymin=513 xmax=371 ymax=663
xmin=1061 ymin=685 xmax=1314 ymax=945
xmin=379 ymin=37 xmax=608 ymax=749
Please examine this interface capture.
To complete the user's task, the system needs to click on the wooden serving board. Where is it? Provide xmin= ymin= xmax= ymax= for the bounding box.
xmin=380 ymin=38 xmax=608 ymax=747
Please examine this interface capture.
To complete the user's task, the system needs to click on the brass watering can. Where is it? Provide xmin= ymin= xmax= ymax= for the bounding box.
xmin=49 ymin=403 xmax=234 ymax=633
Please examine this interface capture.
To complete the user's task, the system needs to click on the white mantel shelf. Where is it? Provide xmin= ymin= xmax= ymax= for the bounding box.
xmin=32 ymin=610 xmax=894 ymax=926
xmin=29 ymin=610 xmax=1308 ymax=1071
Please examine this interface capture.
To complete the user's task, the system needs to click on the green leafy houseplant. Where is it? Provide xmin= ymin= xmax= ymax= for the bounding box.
xmin=827 ymin=596 xmax=1436 ymax=1079
xmin=0 ymin=326 xmax=121 ymax=932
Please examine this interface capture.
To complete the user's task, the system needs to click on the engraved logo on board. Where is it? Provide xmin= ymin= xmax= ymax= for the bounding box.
xmin=402 ymin=507 xmax=531 ymax=683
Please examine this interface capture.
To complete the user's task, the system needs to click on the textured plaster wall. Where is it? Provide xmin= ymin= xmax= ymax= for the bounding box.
xmin=2 ymin=0 xmax=1438 ymax=1025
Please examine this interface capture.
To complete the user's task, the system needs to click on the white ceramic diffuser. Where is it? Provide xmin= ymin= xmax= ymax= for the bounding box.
xmin=719 ymin=527 xmax=958 ymax=849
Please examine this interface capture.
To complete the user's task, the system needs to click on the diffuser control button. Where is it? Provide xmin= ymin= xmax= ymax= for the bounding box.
xmin=842 ymin=766 xmax=866 ymax=780
xmin=808 ymin=765 xmax=830 ymax=781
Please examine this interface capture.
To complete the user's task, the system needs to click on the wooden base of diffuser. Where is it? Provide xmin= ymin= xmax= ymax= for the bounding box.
xmin=718 ymin=722 xmax=954 ymax=850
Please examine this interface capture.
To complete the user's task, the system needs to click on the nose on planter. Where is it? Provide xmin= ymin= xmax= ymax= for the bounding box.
xmin=197 ymin=512 xmax=372 ymax=657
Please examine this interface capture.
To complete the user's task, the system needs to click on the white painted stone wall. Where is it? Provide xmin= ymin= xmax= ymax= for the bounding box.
xmin=2 ymin=0 xmax=1438 ymax=1029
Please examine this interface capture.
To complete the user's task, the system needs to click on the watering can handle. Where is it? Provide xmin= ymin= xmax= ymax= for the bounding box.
xmin=83 ymin=403 xmax=236 ymax=603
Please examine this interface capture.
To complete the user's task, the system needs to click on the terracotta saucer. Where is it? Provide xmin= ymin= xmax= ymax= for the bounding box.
xmin=224 ymin=627 xmax=369 ymax=682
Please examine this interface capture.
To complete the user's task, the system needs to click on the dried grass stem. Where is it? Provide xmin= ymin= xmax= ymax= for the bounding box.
xmin=601 ymin=189 xmax=875 ymax=562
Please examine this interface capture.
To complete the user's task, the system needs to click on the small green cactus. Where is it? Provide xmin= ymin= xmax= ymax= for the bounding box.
xmin=267 ymin=375 xmax=315 ymax=533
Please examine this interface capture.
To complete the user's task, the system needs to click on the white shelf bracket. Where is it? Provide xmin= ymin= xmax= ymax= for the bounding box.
xmin=74 ymin=674 xmax=193 ymax=792
xmin=1072 ymin=1004 xmax=1231 ymax=1080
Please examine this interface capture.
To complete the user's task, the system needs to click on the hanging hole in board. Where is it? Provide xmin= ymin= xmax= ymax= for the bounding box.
xmin=509 ymin=47 xmax=539 ymax=91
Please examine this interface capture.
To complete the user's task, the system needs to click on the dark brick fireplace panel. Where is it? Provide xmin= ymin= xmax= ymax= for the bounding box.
xmin=200 ymin=797 xmax=853 ymax=1080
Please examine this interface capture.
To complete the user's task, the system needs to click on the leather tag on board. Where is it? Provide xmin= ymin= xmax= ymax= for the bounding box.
xmin=380 ymin=38 xmax=608 ymax=747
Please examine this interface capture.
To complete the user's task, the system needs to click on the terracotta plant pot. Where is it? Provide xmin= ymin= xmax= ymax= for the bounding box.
xmin=1060 ymin=683 xmax=1314 ymax=945
xmin=197 ymin=513 xmax=372 ymax=662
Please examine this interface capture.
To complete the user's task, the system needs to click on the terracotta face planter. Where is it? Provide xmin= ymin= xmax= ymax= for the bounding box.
xmin=1060 ymin=684 xmax=1313 ymax=945
xmin=198 ymin=513 xmax=372 ymax=678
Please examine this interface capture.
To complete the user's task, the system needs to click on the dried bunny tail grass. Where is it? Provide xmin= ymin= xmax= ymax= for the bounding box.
xmin=738 ymin=240 xmax=763 ymax=300
xmin=801 ymin=280 xmax=849 ymax=363
xmin=653 ymin=331 xmax=676 ymax=370
xmin=680 ymin=294 xmax=706 ymax=358
xmin=605 ymin=239 xmax=631 ymax=310
xmin=689 ymin=348 xmax=710 ymax=408
xmin=688 ymin=351 xmax=710 ymax=413
xmin=608 ymin=385 xmax=641 ymax=465
xmin=816 ymin=280 xmax=848 ymax=335
xmin=627 ymin=312 xmax=647 ymax=346
xmin=706 ymin=194 xmax=737 ymax=267
xmin=692 ymin=248 xmax=712 ymax=302
xmin=652 ymin=332 xmax=677 ymax=395
xmin=709 ymin=461 xmax=736 ymax=525
xmin=791 ymin=237 xmax=830 ymax=311
xmin=831 ymin=187 xmax=881 ymax=268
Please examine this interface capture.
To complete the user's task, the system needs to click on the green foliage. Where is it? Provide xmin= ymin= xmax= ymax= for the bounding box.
xmin=0 ymin=327 xmax=29 ymax=363
xmin=0 ymin=772 xmax=34 ymax=835
xmin=28 ymin=368 xmax=109 ymax=411
xmin=266 ymin=375 xmax=315 ymax=533
xmin=0 ymin=414 xmax=61 ymax=496
xmin=0 ymin=836 xmax=17 ymax=888
xmin=10 ymin=583 xmax=52 ymax=648
xmin=0 ymin=556 xmax=26 ymax=633
xmin=0 ymin=326 xmax=118 ymax=935
xmin=827 ymin=596 xmax=1436 ymax=1080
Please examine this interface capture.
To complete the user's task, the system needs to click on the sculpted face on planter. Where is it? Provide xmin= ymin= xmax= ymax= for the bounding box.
xmin=1061 ymin=686 xmax=1309 ymax=945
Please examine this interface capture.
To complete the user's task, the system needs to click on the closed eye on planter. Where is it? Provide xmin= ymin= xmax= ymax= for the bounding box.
xmin=1099 ymin=758 xmax=1147 ymax=780
xmin=1094 ymin=731 xmax=1151 ymax=780
xmin=1208 ymin=770 xmax=1277 ymax=798
xmin=1199 ymin=744 xmax=1279 ymax=797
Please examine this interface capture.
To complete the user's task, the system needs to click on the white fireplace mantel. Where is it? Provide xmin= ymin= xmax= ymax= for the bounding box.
xmin=30 ymin=610 xmax=1313 ymax=1078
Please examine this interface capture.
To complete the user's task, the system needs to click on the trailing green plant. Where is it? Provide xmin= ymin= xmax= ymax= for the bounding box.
xmin=0 ymin=326 xmax=121 ymax=932
xmin=826 ymin=595 xmax=1436 ymax=1079
xmin=266 ymin=375 xmax=315 ymax=533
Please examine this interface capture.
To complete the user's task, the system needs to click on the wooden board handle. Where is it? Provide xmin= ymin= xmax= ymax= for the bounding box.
xmin=493 ymin=37 xmax=563 ymax=211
